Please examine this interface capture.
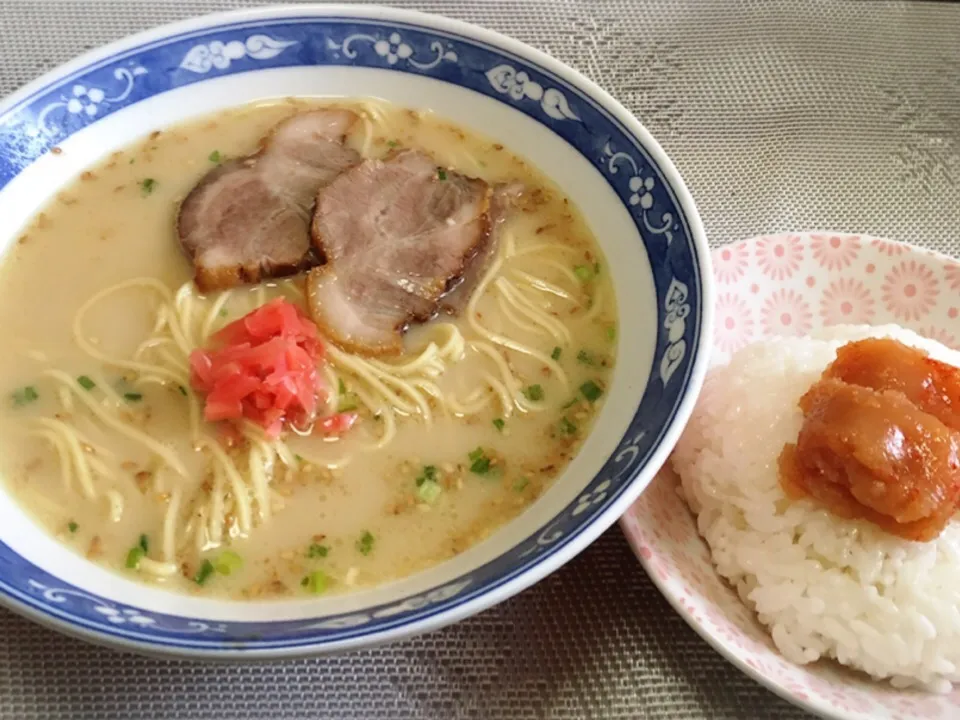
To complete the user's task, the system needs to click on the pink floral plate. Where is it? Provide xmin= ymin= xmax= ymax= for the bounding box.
xmin=620 ymin=233 xmax=960 ymax=720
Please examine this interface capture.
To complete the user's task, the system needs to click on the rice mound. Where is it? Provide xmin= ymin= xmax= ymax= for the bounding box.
xmin=673 ymin=324 xmax=960 ymax=693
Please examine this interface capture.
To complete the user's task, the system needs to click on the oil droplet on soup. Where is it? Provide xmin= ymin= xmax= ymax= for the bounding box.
xmin=0 ymin=98 xmax=617 ymax=599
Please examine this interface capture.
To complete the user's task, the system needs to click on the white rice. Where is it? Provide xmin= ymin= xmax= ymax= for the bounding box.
xmin=673 ymin=324 xmax=960 ymax=693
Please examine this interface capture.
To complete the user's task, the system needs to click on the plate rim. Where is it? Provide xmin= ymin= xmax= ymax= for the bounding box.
xmin=621 ymin=230 xmax=960 ymax=720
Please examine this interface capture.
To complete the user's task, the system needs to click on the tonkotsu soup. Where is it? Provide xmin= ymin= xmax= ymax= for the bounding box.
xmin=0 ymin=98 xmax=616 ymax=599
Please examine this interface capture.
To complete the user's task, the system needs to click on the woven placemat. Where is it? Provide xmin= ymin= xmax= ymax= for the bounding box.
xmin=1 ymin=1 xmax=959 ymax=718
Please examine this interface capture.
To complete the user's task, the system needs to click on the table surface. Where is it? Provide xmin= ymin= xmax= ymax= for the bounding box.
xmin=2 ymin=1 xmax=959 ymax=718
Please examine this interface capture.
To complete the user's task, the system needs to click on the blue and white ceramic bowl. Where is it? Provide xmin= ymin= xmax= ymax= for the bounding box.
xmin=0 ymin=4 xmax=712 ymax=657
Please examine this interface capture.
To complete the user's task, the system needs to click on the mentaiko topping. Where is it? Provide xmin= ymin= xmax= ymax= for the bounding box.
xmin=780 ymin=338 xmax=960 ymax=542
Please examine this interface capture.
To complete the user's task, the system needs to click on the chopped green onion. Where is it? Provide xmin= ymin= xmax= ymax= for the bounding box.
xmin=139 ymin=178 xmax=157 ymax=196
xmin=580 ymin=380 xmax=603 ymax=403
xmin=562 ymin=397 xmax=579 ymax=409
xmin=338 ymin=393 xmax=359 ymax=412
xmin=437 ymin=168 xmax=447 ymax=181
xmin=336 ymin=378 xmax=356 ymax=410
xmin=178 ymin=385 xmax=188 ymax=396
xmin=522 ymin=384 xmax=544 ymax=402
xmin=208 ymin=150 xmax=222 ymax=163
xmin=573 ymin=264 xmax=594 ymax=282
xmin=577 ymin=349 xmax=596 ymax=366
xmin=218 ymin=308 xmax=228 ymax=318
xmin=194 ymin=559 xmax=215 ymax=585
xmin=123 ymin=392 xmax=143 ymax=402
xmin=356 ymin=530 xmax=375 ymax=556
xmin=387 ymin=139 xmax=399 ymax=147
xmin=307 ymin=543 xmax=329 ymax=559
xmin=594 ymin=262 xmax=601 ymax=274
xmin=415 ymin=465 xmax=438 ymax=487
xmin=125 ymin=546 xmax=144 ymax=569
xmin=492 ymin=418 xmax=505 ymax=432
xmin=11 ymin=386 xmax=38 ymax=406
xmin=214 ymin=550 xmax=243 ymax=575
xmin=417 ymin=480 xmax=442 ymax=503
xmin=13 ymin=386 xmax=39 ymax=404
xmin=551 ymin=346 xmax=562 ymax=361
xmin=559 ymin=417 xmax=578 ymax=435
xmin=606 ymin=326 xmax=616 ymax=342
xmin=468 ymin=447 xmax=491 ymax=475
xmin=302 ymin=569 xmax=331 ymax=594
xmin=295 ymin=454 xmax=304 ymax=463
xmin=470 ymin=457 xmax=492 ymax=474
xmin=67 ymin=521 xmax=78 ymax=533
xmin=77 ymin=376 xmax=96 ymax=390
xmin=138 ymin=533 xmax=149 ymax=553
xmin=513 ymin=478 xmax=530 ymax=493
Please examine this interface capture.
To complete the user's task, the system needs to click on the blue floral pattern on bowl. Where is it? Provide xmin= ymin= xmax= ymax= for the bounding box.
xmin=0 ymin=15 xmax=706 ymax=652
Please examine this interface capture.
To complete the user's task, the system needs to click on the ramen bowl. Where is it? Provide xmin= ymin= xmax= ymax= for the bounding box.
xmin=0 ymin=4 xmax=711 ymax=657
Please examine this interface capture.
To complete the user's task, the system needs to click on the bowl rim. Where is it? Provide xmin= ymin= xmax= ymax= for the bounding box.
xmin=0 ymin=3 xmax=714 ymax=658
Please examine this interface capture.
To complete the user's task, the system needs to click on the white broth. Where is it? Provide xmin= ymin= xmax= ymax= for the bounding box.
xmin=0 ymin=99 xmax=616 ymax=599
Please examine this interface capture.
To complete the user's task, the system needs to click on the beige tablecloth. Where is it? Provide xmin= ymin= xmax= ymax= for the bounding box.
xmin=1 ymin=1 xmax=958 ymax=718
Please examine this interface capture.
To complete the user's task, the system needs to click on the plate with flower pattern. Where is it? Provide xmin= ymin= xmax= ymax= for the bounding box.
xmin=622 ymin=233 xmax=960 ymax=720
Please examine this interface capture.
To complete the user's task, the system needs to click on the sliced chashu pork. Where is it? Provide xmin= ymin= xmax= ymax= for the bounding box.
xmin=177 ymin=109 xmax=360 ymax=292
xmin=306 ymin=150 xmax=490 ymax=356
xmin=439 ymin=182 xmax=523 ymax=315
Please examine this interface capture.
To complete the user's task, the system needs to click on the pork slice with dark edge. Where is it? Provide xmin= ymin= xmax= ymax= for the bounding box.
xmin=306 ymin=150 xmax=491 ymax=356
xmin=177 ymin=109 xmax=361 ymax=292
xmin=438 ymin=182 xmax=524 ymax=315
